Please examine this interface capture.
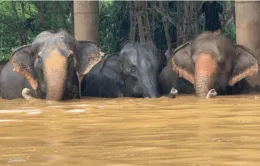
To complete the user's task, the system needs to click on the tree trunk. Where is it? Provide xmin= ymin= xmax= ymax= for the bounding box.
xmin=21 ymin=2 xmax=27 ymax=45
xmin=194 ymin=2 xmax=199 ymax=35
xmin=232 ymin=1 xmax=236 ymax=23
xmin=176 ymin=2 xmax=182 ymax=45
xmin=134 ymin=1 xmax=145 ymax=42
xmin=57 ymin=1 xmax=68 ymax=30
xmin=159 ymin=1 xmax=172 ymax=56
xmin=71 ymin=1 xmax=74 ymax=36
xmin=150 ymin=1 xmax=156 ymax=41
xmin=11 ymin=1 xmax=26 ymax=45
xmin=51 ymin=1 xmax=57 ymax=30
xmin=143 ymin=1 xmax=152 ymax=41
xmin=74 ymin=1 xmax=100 ymax=45
xmin=183 ymin=1 xmax=190 ymax=42
xmin=196 ymin=1 xmax=204 ymax=34
xmin=235 ymin=1 xmax=260 ymax=87
xmin=128 ymin=1 xmax=136 ymax=42
xmin=36 ymin=1 xmax=45 ymax=29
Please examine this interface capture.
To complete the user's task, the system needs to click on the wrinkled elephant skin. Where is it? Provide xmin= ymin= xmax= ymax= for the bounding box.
xmin=171 ymin=31 xmax=258 ymax=98
xmin=0 ymin=30 xmax=103 ymax=101
xmin=81 ymin=42 xmax=166 ymax=98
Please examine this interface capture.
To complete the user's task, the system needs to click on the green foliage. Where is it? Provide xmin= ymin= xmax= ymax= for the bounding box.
xmin=0 ymin=1 xmax=72 ymax=61
xmin=100 ymin=1 xmax=129 ymax=54
xmin=0 ymin=1 xmax=237 ymax=62
xmin=0 ymin=2 xmax=34 ymax=60
xmin=223 ymin=20 xmax=236 ymax=43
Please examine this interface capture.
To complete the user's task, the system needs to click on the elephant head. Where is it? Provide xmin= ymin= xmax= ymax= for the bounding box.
xmin=75 ymin=40 xmax=104 ymax=83
xmin=10 ymin=30 xmax=103 ymax=101
xmin=119 ymin=42 xmax=164 ymax=98
xmin=171 ymin=32 xmax=258 ymax=98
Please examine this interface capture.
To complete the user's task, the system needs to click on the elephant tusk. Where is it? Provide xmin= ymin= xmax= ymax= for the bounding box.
xmin=168 ymin=87 xmax=178 ymax=98
xmin=206 ymin=89 xmax=217 ymax=99
xmin=22 ymin=88 xmax=33 ymax=100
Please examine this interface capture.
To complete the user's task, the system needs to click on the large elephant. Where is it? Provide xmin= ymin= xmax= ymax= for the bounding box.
xmin=0 ymin=30 xmax=103 ymax=101
xmin=235 ymin=1 xmax=260 ymax=88
xmin=81 ymin=42 xmax=166 ymax=98
xmin=171 ymin=31 xmax=258 ymax=98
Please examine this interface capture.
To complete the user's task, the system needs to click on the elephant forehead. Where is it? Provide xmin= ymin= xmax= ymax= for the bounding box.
xmin=36 ymin=31 xmax=64 ymax=39
xmin=39 ymin=37 xmax=69 ymax=52
xmin=121 ymin=49 xmax=138 ymax=64
xmin=140 ymin=58 xmax=152 ymax=68
xmin=49 ymin=39 xmax=68 ymax=50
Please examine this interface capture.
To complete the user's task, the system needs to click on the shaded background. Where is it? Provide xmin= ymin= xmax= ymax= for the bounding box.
xmin=0 ymin=1 xmax=235 ymax=62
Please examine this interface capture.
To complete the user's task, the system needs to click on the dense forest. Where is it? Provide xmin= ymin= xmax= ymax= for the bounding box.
xmin=0 ymin=1 xmax=235 ymax=62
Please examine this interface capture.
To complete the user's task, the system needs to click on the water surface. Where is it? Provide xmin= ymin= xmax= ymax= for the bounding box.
xmin=1 ymin=95 xmax=260 ymax=166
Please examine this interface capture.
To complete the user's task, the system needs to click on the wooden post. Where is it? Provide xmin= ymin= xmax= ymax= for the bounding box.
xmin=235 ymin=1 xmax=260 ymax=87
xmin=73 ymin=1 xmax=99 ymax=45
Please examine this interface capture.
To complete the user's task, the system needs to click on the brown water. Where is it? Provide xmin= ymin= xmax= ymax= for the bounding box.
xmin=1 ymin=95 xmax=260 ymax=166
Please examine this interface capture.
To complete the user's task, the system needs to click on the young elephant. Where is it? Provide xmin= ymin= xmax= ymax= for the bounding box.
xmin=81 ymin=42 xmax=166 ymax=98
xmin=81 ymin=54 xmax=125 ymax=97
xmin=158 ymin=53 xmax=194 ymax=96
xmin=171 ymin=31 xmax=258 ymax=98
xmin=0 ymin=30 xmax=103 ymax=101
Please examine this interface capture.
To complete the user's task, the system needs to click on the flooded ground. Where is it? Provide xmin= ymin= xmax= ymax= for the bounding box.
xmin=1 ymin=95 xmax=260 ymax=166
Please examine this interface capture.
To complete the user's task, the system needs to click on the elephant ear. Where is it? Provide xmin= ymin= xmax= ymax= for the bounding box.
xmin=9 ymin=44 xmax=38 ymax=90
xmin=229 ymin=45 xmax=258 ymax=86
xmin=171 ymin=42 xmax=195 ymax=84
xmin=75 ymin=40 xmax=104 ymax=77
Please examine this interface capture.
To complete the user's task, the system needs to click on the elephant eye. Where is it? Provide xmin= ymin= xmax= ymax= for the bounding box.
xmin=131 ymin=66 xmax=137 ymax=74
xmin=68 ymin=56 xmax=75 ymax=65
xmin=219 ymin=61 xmax=225 ymax=69
xmin=37 ymin=56 xmax=43 ymax=67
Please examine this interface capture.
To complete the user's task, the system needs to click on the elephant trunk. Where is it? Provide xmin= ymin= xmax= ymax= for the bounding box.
xmin=195 ymin=53 xmax=217 ymax=98
xmin=141 ymin=74 xmax=160 ymax=98
xmin=44 ymin=50 xmax=67 ymax=101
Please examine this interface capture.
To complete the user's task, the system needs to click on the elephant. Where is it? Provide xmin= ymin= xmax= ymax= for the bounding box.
xmin=158 ymin=54 xmax=194 ymax=96
xmin=171 ymin=31 xmax=258 ymax=98
xmin=81 ymin=54 xmax=125 ymax=97
xmin=0 ymin=30 xmax=103 ymax=101
xmin=159 ymin=59 xmax=253 ymax=97
xmin=81 ymin=42 xmax=167 ymax=98
xmin=158 ymin=46 xmax=196 ymax=97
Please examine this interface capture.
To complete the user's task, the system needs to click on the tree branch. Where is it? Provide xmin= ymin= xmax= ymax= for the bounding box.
xmin=159 ymin=1 xmax=172 ymax=56
xmin=153 ymin=6 xmax=178 ymax=26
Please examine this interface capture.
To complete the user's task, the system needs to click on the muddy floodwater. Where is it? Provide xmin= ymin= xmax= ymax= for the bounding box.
xmin=1 ymin=95 xmax=260 ymax=166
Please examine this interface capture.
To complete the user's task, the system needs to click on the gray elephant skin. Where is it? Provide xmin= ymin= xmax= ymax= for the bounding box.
xmin=170 ymin=31 xmax=258 ymax=98
xmin=0 ymin=30 xmax=103 ymax=101
xmin=81 ymin=42 xmax=166 ymax=98
xmin=158 ymin=54 xmax=194 ymax=96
